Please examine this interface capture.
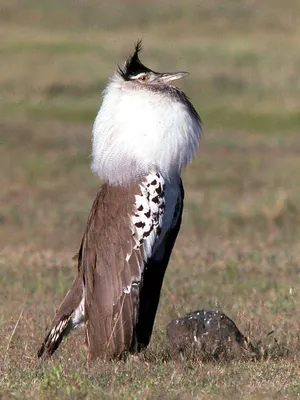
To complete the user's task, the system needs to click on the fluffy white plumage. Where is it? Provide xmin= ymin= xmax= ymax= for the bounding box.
xmin=92 ymin=74 xmax=201 ymax=185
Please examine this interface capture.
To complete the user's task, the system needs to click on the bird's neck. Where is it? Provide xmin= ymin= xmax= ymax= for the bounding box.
xmin=91 ymin=76 xmax=201 ymax=186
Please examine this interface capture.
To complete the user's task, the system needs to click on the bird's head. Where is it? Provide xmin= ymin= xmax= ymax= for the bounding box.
xmin=92 ymin=41 xmax=201 ymax=185
xmin=117 ymin=40 xmax=189 ymax=87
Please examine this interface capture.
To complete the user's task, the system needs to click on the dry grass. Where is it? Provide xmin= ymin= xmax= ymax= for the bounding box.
xmin=1 ymin=1 xmax=300 ymax=398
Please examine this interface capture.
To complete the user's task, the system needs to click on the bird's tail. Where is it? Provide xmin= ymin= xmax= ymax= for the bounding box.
xmin=37 ymin=314 xmax=73 ymax=357
xmin=38 ymin=273 xmax=83 ymax=358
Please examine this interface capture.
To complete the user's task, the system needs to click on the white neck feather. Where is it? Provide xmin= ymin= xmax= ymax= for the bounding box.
xmin=91 ymin=75 xmax=201 ymax=185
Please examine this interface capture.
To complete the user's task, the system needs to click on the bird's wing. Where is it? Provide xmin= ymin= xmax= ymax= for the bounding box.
xmin=82 ymin=173 xmax=179 ymax=359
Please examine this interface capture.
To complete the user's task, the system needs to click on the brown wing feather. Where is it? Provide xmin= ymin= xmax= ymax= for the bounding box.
xmin=81 ymin=183 xmax=143 ymax=359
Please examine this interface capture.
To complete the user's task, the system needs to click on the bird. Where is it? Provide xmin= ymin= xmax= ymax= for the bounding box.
xmin=38 ymin=40 xmax=201 ymax=360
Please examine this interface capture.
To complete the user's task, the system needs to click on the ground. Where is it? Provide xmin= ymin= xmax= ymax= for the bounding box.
xmin=1 ymin=1 xmax=300 ymax=398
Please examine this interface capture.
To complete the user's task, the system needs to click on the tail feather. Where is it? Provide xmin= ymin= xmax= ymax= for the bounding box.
xmin=38 ymin=273 xmax=83 ymax=358
xmin=37 ymin=315 xmax=72 ymax=357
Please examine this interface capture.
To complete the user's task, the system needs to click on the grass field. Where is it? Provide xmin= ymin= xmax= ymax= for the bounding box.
xmin=1 ymin=0 xmax=300 ymax=398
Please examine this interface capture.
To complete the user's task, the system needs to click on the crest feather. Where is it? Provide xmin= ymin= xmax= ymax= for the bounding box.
xmin=117 ymin=40 xmax=152 ymax=80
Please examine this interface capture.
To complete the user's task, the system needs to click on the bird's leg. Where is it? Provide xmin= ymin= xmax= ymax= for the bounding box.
xmin=130 ymin=281 xmax=141 ymax=353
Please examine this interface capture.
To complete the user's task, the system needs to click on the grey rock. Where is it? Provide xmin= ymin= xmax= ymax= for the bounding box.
xmin=167 ymin=310 xmax=253 ymax=361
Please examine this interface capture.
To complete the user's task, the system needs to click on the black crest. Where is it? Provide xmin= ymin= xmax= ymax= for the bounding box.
xmin=118 ymin=40 xmax=152 ymax=80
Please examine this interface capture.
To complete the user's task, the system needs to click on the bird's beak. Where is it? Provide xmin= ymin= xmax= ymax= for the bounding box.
xmin=158 ymin=71 xmax=189 ymax=83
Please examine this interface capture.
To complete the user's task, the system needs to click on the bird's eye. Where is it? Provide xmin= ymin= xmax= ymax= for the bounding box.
xmin=139 ymin=74 xmax=148 ymax=82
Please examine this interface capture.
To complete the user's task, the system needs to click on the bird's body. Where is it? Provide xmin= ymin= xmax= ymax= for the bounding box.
xmin=38 ymin=41 xmax=201 ymax=360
